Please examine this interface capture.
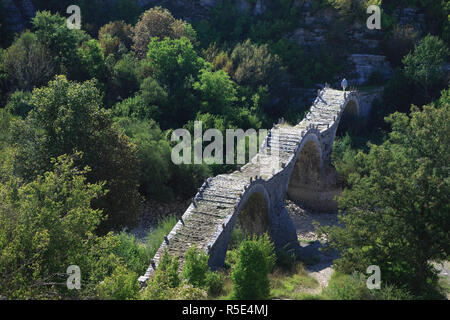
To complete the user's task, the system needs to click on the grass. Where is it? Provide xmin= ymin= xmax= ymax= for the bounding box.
xmin=269 ymin=263 xmax=320 ymax=300
xmin=144 ymin=215 xmax=178 ymax=257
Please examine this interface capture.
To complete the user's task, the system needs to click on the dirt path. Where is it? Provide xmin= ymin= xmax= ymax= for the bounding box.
xmin=285 ymin=200 xmax=340 ymax=292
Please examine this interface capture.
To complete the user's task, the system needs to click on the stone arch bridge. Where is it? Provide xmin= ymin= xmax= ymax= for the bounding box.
xmin=139 ymin=88 xmax=360 ymax=284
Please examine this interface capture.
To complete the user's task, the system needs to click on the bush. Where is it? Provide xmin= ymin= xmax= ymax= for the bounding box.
xmin=322 ymin=272 xmax=414 ymax=300
xmin=275 ymin=245 xmax=297 ymax=272
xmin=112 ymin=232 xmax=153 ymax=275
xmin=97 ymin=265 xmax=140 ymax=300
xmin=322 ymin=272 xmax=373 ymax=300
xmin=231 ymin=234 xmax=276 ymax=300
xmin=145 ymin=216 xmax=178 ymax=257
xmin=5 ymin=91 xmax=33 ymax=118
xmin=140 ymin=250 xmax=180 ymax=299
xmin=205 ymin=271 xmax=225 ymax=297
xmin=182 ymin=246 xmax=210 ymax=288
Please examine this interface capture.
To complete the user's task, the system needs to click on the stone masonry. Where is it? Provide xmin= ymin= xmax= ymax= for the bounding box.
xmin=138 ymin=88 xmax=360 ymax=285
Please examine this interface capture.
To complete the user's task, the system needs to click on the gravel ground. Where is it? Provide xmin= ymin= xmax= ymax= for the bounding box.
xmin=285 ymin=199 xmax=341 ymax=291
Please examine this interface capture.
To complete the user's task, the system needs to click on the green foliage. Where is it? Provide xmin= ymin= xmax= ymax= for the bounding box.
xmin=403 ymin=34 xmax=449 ymax=98
xmin=193 ymin=68 xmax=238 ymax=116
xmin=321 ymin=91 xmax=450 ymax=295
xmin=96 ymin=265 xmax=140 ymax=300
xmin=275 ymin=245 xmax=297 ymax=272
xmin=145 ymin=37 xmax=205 ymax=128
xmin=144 ymin=216 xmax=178 ymax=257
xmin=76 ymin=39 xmax=107 ymax=81
xmin=140 ymin=250 xmax=181 ymax=299
xmin=269 ymin=263 xmax=319 ymax=300
xmin=205 ymin=271 xmax=225 ymax=297
xmin=322 ymin=272 xmax=373 ymax=300
xmin=132 ymin=7 xmax=195 ymax=58
xmin=182 ymin=246 xmax=210 ymax=289
xmin=106 ymin=52 xmax=140 ymax=103
xmin=112 ymin=232 xmax=153 ymax=275
xmin=98 ymin=21 xmax=133 ymax=57
xmin=231 ymin=234 xmax=276 ymax=300
xmin=0 ymin=154 xmax=122 ymax=299
xmin=12 ymin=75 xmax=142 ymax=231
xmin=115 ymin=118 xmax=172 ymax=200
xmin=322 ymin=272 xmax=413 ymax=300
xmin=6 ymin=91 xmax=33 ymax=118
xmin=331 ymin=133 xmax=360 ymax=187
xmin=2 ymin=32 xmax=55 ymax=90
xmin=32 ymin=11 xmax=88 ymax=77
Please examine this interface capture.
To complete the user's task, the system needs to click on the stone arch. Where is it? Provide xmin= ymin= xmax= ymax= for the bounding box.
xmin=286 ymin=134 xmax=323 ymax=209
xmin=207 ymin=183 xmax=272 ymax=269
xmin=335 ymin=97 xmax=360 ymax=137
xmin=234 ymin=183 xmax=271 ymax=238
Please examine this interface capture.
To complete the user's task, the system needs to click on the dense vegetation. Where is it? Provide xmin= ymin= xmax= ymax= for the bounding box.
xmin=0 ymin=0 xmax=448 ymax=299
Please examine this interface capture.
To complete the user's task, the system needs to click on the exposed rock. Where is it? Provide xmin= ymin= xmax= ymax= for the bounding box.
xmin=348 ymin=54 xmax=392 ymax=86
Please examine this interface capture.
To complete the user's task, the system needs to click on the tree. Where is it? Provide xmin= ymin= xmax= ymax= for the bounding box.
xmin=145 ymin=37 xmax=206 ymax=128
xmin=403 ymin=35 xmax=449 ymax=99
xmin=193 ymin=68 xmax=238 ymax=116
xmin=12 ymin=75 xmax=142 ymax=232
xmin=77 ymin=39 xmax=107 ymax=81
xmin=98 ymin=20 xmax=133 ymax=57
xmin=2 ymin=32 xmax=54 ymax=90
xmin=231 ymin=234 xmax=275 ymax=300
xmin=321 ymin=90 xmax=450 ymax=296
xmin=0 ymin=154 xmax=122 ymax=299
xmin=32 ymin=11 xmax=88 ymax=77
xmin=132 ymin=7 xmax=195 ymax=58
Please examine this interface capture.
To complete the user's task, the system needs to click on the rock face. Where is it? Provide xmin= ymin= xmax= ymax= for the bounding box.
xmin=348 ymin=54 xmax=392 ymax=86
xmin=2 ymin=0 xmax=35 ymax=33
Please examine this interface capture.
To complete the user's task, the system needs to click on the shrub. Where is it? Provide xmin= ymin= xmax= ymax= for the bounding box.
xmin=5 ymin=91 xmax=33 ymax=118
xmin=112 ymin=232 xmax=153 ymax=275
xmin=140 ymin=250 xmax=180 ymax=299
xmin=231 ymin=234 xmax=276 ymax=300
xmin=322 ymin=272 xmax=373 ymax=300
xmin=132 ymin=7 xmax=195 ymax=58
xmin=182 ymin=246 xmax=210 ymax=288
xmin=205 ymin=272 xmax=225 ymax=297
xmin=145 ymin=216 xmax=178 ymax=257
xmin=97 ymin=265 xmax=140 ymax=300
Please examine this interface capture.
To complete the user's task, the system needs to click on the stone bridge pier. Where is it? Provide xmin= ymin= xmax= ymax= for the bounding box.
xmin=139 ymin=88 xmax=361 ymax=284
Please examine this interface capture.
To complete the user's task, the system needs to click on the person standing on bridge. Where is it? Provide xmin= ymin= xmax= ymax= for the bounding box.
xmin=341 ymin=78 xmax=348 ymax=92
